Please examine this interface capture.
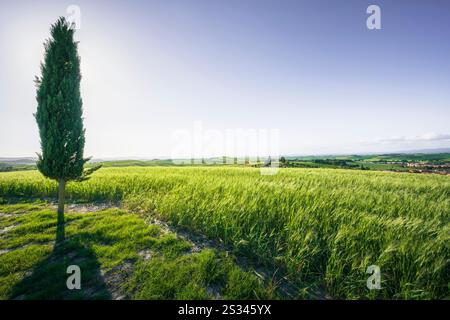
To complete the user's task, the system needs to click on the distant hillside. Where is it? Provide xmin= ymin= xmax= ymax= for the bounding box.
xmin=0 ymin=157 xmax=36 ymax=165
xmin=394 ymin=148 xmax=450 ymax=154
xmin=2 ymin=148 xmax=450 ymax=172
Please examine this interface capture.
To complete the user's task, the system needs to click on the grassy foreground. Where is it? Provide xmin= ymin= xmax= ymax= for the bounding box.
xmin=0 ymin=167 xmax=449 ymax=299
xmin=0 ymin=203 xmax=275 ymax=299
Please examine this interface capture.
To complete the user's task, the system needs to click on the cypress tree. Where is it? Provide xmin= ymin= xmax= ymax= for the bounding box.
xmin=35 ymin=17 xmax=99 ymax=217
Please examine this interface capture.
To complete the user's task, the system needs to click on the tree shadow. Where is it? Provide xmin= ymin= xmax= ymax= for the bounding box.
xmin=11 ymin=211 xmax=112 ymax=300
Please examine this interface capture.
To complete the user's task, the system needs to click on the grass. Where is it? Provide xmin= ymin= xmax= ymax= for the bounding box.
xmin=0 ymin=202 xmax=274 ymax=300
xmin=0 ymin=167 xmax=449 ymax=299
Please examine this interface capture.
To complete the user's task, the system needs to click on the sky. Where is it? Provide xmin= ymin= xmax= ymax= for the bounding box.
xmin=1 ymin=0 xmax=449 ymax=158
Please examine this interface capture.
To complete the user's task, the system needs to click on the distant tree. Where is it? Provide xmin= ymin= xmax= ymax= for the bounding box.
xmin=35 ymin=17 xmax=99 ymax=216
xmin=280 ymin=156 xmax=286 ymax=164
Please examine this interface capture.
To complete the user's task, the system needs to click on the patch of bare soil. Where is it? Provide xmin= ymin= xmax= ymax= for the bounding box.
xmin=0 ymin=213 xmax=15 ymax=218
xmin=138 ymin=249 xmax=153 ymax=260
xmin=0 ymin=224 xmax=18 ymax=235
xmin=148 ymin=218 xmax=225 ymax=253
xmin=51 ymin=202 xmax=122 ymax=214
xmin=101 ymin=260 xmax=134 ymax=300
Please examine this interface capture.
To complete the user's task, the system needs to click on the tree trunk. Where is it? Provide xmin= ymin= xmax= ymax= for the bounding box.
xmin=57 ymin=179 xmax=66 ymax=216
xmin=56 ymin=179 xmax=66 ymax=246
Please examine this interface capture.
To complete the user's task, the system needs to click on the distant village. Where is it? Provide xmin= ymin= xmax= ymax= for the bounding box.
xmin=383 ymin=161 xmax=450 ymax=175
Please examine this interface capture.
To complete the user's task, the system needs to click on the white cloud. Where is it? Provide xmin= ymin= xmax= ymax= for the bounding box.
xmin=414 ymin=133 xmax=450 ymax=141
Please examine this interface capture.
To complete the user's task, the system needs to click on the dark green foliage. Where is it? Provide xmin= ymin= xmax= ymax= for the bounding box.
xmin=34 ymin=17 xmax=88 ymax=182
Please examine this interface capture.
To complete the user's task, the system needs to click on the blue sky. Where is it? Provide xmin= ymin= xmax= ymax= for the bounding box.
xmin=1 ymin=0 xmax=449 ymax=158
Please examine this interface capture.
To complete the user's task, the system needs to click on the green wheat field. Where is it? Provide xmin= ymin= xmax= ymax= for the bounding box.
xmin=0 ymin=167 xmax=449 ymax=299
